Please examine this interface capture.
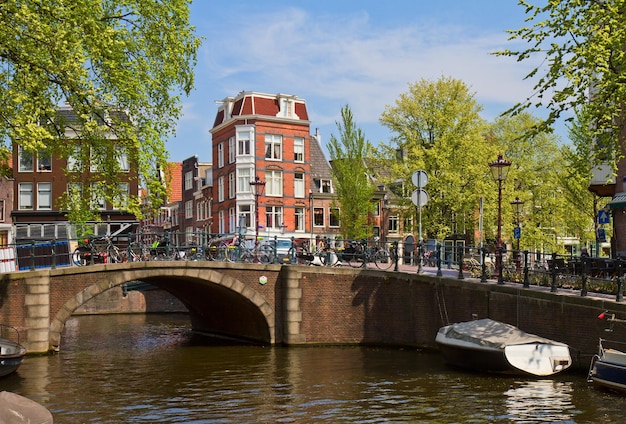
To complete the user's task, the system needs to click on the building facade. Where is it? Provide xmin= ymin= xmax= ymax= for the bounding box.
xmin=210 ymin=91 xmax=340 ymax=246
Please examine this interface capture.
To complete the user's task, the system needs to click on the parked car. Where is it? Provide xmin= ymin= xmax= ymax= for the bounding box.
xmin=265 ymin=238 xmax=294 ymax=264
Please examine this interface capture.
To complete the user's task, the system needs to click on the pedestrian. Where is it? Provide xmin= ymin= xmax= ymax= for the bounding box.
xmin=580 ymin=247 xmax=589 ymax=258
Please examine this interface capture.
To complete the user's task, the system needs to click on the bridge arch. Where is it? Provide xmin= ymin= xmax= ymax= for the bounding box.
xmin=48 ymin=266 xmax=275 ymax=351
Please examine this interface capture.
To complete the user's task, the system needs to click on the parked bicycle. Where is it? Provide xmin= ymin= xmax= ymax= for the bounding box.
xmin=72 ymin=235 xmax=123 ymax=266
xmin=343 ymin=239 xmax=394 ymax=270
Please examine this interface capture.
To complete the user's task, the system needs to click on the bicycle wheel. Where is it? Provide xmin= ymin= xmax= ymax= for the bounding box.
xmin=374 ymin=249 xmax=394 ymax=270
xmin=72 ymin=248 xmax=84 ymax=266
xmin=349 ymin=248 xmax=363 ymax=268
xmin=107 ymin=246 xmax=122 ymax=263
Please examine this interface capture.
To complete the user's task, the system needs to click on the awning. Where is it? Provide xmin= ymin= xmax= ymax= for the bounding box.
xmin=607 ymin=193 xmax=626 ymax=209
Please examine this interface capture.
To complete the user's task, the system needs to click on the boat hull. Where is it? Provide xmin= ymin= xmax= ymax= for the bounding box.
xmin=0 ymin=339 xmax=26 ymax=377
xmin=589 ymin=348 xmax=626 ymax=393
xmin=435 ymin=319 xmax=572 ymax=376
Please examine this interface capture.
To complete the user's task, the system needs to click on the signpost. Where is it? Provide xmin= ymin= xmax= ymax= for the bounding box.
xmin=411 ymin=170 xmax=428 ymax=273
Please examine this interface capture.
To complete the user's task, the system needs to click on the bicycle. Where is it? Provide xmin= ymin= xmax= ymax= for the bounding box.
xmin=344 ymin=240 xmax=394 ymax=270
xmin=72 ymin=235 xmax=123 ymax=266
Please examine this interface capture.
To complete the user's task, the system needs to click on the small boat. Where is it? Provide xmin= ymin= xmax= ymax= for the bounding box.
xmin=435 ymin=318 xmax=572 ymax=376
xmin=587 ymin=312 xmax=626 ymax=393
xmin=588 ymin=339 xmax=626 ymax=393
xmin=0 ymin=324 xmax=27 ymax=377
xmin=0 ymin=391 xmax=53 ymax=423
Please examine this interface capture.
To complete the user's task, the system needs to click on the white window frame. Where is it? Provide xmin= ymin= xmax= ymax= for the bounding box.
xmin=19 ymin=183 xmax=33 ymax=210
xmin=264 ymin=134 xmax=282 ymax=160
xmin=237 ymin=168 xmax=252 ymax=193
xmin=295 ymin=207 xmax=305 ymax=232
xmin=217 ymin=176 xmax=224 ymax=202
xmin=329 ymin=207 xmax=340 ymax=228
xmin=265 ymin=169 xmax=283 ymax=196
xmin=217 ymin=142 xmax=224 ymax=168
xmin=37 ymin=149 xmax=52 ymax=172
xmin=184 ymin=171 xmax=193 ymax=191
xmin=228 ymin=172 xmax=235 ymax=199
xmin=294 ymin=172 xmax=305 ymax=198
xmin=36 ymin=183 xmax=52 ymax=210
xmin=18 ymin=146 xmax=34 ymax=172
xmin=265 ymin=206 xmax=283 ymax=230
xmin=228 ymin=136 xmax=236 ymax=163
xmin=113 ymin=182 xmax=129 ymax=210
xmin=185 ymin=200 xmax=193 ymax=219
xmin=91 ymin=183 xmax=106 ymax=210
xmin=238 ymin=131 xmax=251 ymax=156
xmin=313 ymin=207 xmax=324 ymax=227
xmin=294 ymin=137 xmax=304 ymax=162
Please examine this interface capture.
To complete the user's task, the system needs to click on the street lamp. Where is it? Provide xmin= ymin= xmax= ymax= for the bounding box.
xmin=489 ymin=154 xmax=512 ymax=284
xmin=249 ymin=175 xmax=266 ymax=250
xmin=511 ymin=196 xmax=524 ymax=270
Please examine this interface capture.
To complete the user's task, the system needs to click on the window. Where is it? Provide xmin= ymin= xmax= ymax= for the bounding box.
xmin=91 ymin=183 xmax=106 ymax=210
xmin=330 ymin=208 xmax=340 ymax=227
xmin=18 ymin=146 xmax=34 ymax=172
xmin=229 ymin=207 xmax=236 ymax=232
xmin=314 ymin=207 xmax=324 ymax=227
xmin=294 ymin=172 xmax=305 ymax=198
xmin=36 ymin=183 xmax=52 ymax=210
xmin=238 ymin=131 xmax=251 ymax=155
xmin=265 ymin=206 xmax=283 ymax=230
xmin=265 ymin=170 xmax=283 ymax=196
xmin=237 ymin=168 xmax=252 ymax=193
xmin=0 ymin=200 xmax=5 ymax=222
xmin=185 ymin=200 xmax=193 ymax=219
xmin=113 ymin=183 xmax=129 ymax=210
xmin=238 ymin=205 xmax=252 ymax=230
xmin=294 ymin=137 xmax=304 ymax=162
xmin=218 ymin=210 xmax=225 ymax=234
xmin=373 ymin=201 xmax=381 ymax=216
xmin=265 ymin=134 xmax=282 ymax=160
xmin=217 ymin=176 xmax=224 ymax=202
xmin=228 ymin=136 xmax=236 ymax=163
xmin=217 ymin=143 xmax=224 ymax=168
xmin=184 ymin=171 xmax=193 ymax=191
xmin=37 ymin=149 xmax=52 ymax=171
xmin=117 ymin=151 xmax=129 ymax=172
xmin=228 ymin=172 xmax=235 ymax=198
xmin=295 ymin=207 xmax=305 ymax=231
xmin=19 ymin=183 xmax=33 ymax=210
xmin=321 ymin=179 xmax=332 ymax=193
xmin=67 ymin=145 xmax=82 ymax=172
xmin=388 ymin=215 xmax=399 ymax=233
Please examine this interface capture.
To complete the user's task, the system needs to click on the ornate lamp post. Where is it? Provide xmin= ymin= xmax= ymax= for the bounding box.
xmin=249 ymin=175 xmax=266 ymax=250
xmin=489 ymin=154 xmax=512 ymax=284
xmin=511 ymin=196 xmax=524 ymax=270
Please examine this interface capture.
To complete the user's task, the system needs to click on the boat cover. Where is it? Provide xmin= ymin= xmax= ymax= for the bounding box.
xmin=0 ymin=391 xmax=53 ymax=423
xmin=440 ymin=318 xmax=567 ymax=350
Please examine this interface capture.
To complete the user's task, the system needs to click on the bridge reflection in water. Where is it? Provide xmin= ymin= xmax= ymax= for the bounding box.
xmin=3 ymin=313 xmax=626 ymax=423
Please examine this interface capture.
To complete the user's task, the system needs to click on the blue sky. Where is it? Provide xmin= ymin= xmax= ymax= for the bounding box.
xmin=167 ymin=1 xmax=561 ymax=162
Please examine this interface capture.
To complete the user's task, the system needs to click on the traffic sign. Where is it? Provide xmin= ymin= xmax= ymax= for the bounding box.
xmin=411 ymin=189 xmax=429 ymax=207
xmin=411 ymin=170 xmax=428 ymax=188
xmin=598 ymin=209 xmax=610 ymax=225
xmin=513 ymin=226 xmax=521 ymax=240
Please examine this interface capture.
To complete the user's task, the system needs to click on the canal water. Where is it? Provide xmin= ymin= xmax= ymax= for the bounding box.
xmin=2 ymin=313 xmax=626 ymax=423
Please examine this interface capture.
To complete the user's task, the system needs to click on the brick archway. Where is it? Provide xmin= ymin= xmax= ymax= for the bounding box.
xmin=48 ymin=267 xmax=275 ymax=351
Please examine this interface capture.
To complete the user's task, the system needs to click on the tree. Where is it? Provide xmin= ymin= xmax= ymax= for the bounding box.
xmin=0 ymin=1 xmax=201 ymax=222
xmin=327 ymin=105 xmax=374 ymax=240
xmin=496 ymin=0 xmax=626 ymax=164
xmin=378 ymin=77 xmax=492 ymax=242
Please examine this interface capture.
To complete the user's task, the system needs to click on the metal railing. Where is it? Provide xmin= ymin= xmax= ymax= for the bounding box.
xmin=4 ymin=233 xmax=625 ymax=302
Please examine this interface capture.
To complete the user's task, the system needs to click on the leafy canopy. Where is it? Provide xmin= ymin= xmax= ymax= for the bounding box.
xmin=0 ymin=0 xmax=201 ymax=221
xmin=327 ymin=105 xmax=374 ymax=240
xmin=495 ymin=0 xmax=626 ymax=164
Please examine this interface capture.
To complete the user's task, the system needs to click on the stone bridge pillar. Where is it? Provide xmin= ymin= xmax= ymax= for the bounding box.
xmin=25 ymin=274 xmax=51 ymax=353
xmin=282 ymin=268 xmax=306 ymax=344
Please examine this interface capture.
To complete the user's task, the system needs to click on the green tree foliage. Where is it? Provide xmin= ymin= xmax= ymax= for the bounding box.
xmin=496 ymin=0 xmax=626 ymax=165
xmin=327 ymin=105 xmax=374 ymax=240
xmin=488 ymin=113 xmax=568 ymax=253
xmin=0 ymin=0 xmax=201 ymax=222
xmin=378 ymin=77 xmax=493 ymax=241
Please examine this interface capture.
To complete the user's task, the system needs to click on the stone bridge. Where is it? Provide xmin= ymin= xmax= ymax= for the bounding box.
xmin=1 ymin=261 xmax=625 ymax=370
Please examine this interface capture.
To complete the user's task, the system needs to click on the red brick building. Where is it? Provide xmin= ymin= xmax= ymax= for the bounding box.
xmin=210 ymin=91 xmax=340 ymax=245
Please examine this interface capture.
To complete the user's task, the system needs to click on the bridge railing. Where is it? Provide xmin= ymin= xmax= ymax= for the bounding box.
xmin=4 ymin=234 xmax=624 ymax=301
